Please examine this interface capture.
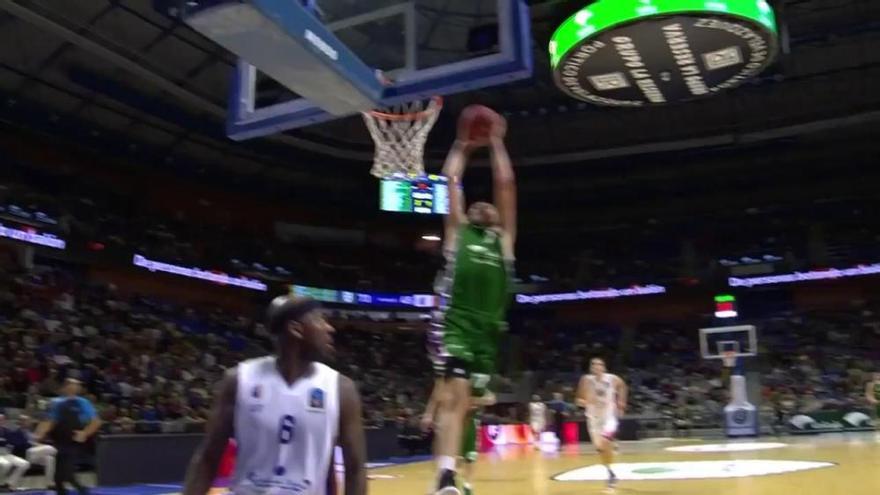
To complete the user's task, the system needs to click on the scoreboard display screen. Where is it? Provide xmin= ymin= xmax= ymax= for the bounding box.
xmin=291 ymin=285 xmax=339 ymax=303
xmin=380 ymin=174 xmax=450 ymax=215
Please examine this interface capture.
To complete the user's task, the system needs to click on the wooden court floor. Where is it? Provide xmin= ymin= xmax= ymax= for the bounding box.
xmin=367 ymin=433 xmax=880 ymax=495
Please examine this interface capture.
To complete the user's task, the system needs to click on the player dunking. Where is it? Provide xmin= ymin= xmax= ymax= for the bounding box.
xmin=577 ymin=358 xmax=628 ymax=493
xmin=183 ymin=296 xmax=366 ymax=495
xmin=428 ymin=106 xmax=516 ymax=495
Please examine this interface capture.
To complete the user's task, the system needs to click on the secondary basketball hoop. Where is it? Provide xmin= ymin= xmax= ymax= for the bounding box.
xmin=362 ymin=96 xmax=443 ymax=178
xmin=722 ymin=351 xmax=737 ymax=369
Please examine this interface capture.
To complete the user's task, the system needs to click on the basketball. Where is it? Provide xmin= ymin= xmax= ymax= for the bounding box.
xmin=458 ymin=105 xmax=506 ymax=144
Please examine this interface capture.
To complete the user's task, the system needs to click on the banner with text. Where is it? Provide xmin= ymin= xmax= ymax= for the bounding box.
xmin=787 ymin=410 xmax=875 ymax=434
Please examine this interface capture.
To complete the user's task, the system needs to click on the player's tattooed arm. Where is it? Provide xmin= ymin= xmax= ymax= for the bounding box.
xmin=183 ymin=368 xmax=237 ymax=495
xmin=339 ymin=375 xmax=367 ymax=495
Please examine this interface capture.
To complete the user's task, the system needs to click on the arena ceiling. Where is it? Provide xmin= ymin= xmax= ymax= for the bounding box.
xmin=0 ymin=0 xmax=878 ymax=186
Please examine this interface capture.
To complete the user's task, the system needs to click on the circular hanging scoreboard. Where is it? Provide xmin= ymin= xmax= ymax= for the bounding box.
xmin=550 ymin=0 xmax=778 ymax=107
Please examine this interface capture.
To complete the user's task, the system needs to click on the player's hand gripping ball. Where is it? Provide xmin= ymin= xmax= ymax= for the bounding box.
xmin=457 ymin=105 xmax=506 ymax=148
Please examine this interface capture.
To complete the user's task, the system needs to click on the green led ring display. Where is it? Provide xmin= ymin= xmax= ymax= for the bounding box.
xmin=550 ymin=0 xmax=778 ymax=106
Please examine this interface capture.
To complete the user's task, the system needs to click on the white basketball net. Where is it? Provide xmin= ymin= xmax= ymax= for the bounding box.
xmin=722 ymin=352 xmax=737 ymax=368
xmin=362 ymin=97 xmax=443 ymax=178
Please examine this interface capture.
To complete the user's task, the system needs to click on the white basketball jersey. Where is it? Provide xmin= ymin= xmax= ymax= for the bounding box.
xmin=233 ymin=356 xmax=340 ymax=495
xmin=585 ymin=373 xmax=618 ymax=418
xmin=529 ymin=402 xmax=547 ymax=424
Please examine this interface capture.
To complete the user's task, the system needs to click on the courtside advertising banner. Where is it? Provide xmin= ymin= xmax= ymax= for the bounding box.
xmin=480 ymin=424 xmax=534 ymax=449
xmin=787 ymin=410 xmax=875 ymax=434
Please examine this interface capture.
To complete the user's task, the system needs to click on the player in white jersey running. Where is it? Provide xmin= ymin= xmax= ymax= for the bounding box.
xmin=183 ymin=296 xmax=367 ymax=495
xmin=576 ymin=358 xmax=627 ymax=492
xmin=528 ymin=395 xmax=547 ymax=448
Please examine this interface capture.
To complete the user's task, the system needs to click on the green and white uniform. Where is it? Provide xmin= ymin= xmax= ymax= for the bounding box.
xmin=429 ymin=223 xmax=512 ymax=388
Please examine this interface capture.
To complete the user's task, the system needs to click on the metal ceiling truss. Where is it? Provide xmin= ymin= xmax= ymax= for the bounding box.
xmin=0 ymin=0 xmax=877 ymax=171
xmin=12 ymin=2 xmax=117 ymax=96
xmin=0 ymin=0 xmax=373 ymax=161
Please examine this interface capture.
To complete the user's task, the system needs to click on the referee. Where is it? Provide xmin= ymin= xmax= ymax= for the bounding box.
xmin=35 ymin=379 xmax=101 ymax=495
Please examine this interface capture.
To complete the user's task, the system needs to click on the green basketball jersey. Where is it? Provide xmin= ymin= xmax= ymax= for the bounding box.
xmin=446 ymin=224 xmax=511 ymax=319
xmin=873 ymin=382 xmax=880 ymax=401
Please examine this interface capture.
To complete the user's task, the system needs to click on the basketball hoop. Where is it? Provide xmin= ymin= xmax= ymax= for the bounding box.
xmin=722 ymin=351 xmax=737 ymax=369
xmin=362 ymin=96 xmax=443 ymax=178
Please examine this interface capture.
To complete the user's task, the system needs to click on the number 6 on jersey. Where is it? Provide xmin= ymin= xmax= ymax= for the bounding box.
xmin=278 ymin=415 xmax=296 ymax=444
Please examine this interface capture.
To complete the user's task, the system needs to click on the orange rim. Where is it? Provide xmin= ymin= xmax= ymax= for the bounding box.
xmin=366 ymin=96 xmax=443 ymax=121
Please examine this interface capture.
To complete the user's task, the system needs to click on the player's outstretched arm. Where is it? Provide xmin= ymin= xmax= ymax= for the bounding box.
xmin=339 ymin=376 xmax=367 ymax=495
xmin=442 ymin=140 xmax=470 ymax=238
xmin=183 ymin=369 xmax=237 ymax=495
xmin=490 ymin=129 xmax=516 ymax=249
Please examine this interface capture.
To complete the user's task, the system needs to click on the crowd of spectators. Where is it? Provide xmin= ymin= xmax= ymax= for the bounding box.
xmin=759 ymin=309 xmax=880 ymax=419
xmin=511 ymin=195 xmax=880 ymax=291
xmin=1 ymin=159 xmax=439 ymax=292
xmin=525 ymin=307 xmax=880 ymax=430
xmin=5 ymin=150 xmax=880 ymax=296
xmin=0 ymin=263 xmax=432 ymax=434
xmin=2 ymin=254 xmax=879 ymax=437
